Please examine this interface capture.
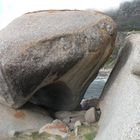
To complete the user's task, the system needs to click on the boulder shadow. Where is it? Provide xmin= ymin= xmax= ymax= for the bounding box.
xmin=30 ymin=82 xmax=74 ymax=111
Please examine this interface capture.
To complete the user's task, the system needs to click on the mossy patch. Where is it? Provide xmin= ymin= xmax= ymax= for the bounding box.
xmin=12 ymin=123 xmax=98 ymax=140
xmin=84 ymin=133 xmax=96 ymax=140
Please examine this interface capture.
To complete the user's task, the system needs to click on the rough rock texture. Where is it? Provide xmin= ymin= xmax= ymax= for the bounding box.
xmin=95 ymin=33 xmax=140 ymax=140
xmin=0 ymin=10 xmax=117 ymax=110
xmin=0 ymin=103 xmax=52 ymax=139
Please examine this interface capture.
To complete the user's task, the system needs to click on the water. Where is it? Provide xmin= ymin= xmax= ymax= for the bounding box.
xmin=84 ymin=73 xmax=109 ymax=99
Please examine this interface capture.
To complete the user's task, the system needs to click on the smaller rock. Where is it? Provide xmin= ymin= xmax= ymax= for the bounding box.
xmin=85 ymin=107 xmax=96 ymax=123
xmin=39 ymin=119 xmax=69 ymax=138
xmin=9 ymin=130 xmax=16 ymax=137
xmin=74 ymin=120 xmax=81 ymax=136
xmin=74 ymin=120 xmax=81 ymax=128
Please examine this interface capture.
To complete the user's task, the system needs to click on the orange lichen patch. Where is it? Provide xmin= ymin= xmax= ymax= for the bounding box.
xmin=43 ymin=123 xmax=68 ymax=133
xmin=14 ymin=111 xmax=25 ymax=119
xmin=39 ymin=120 xmax=69 ymax=138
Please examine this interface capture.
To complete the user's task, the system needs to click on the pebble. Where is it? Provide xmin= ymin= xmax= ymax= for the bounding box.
xmin=85 ymin=107 xmax=96 ymax=123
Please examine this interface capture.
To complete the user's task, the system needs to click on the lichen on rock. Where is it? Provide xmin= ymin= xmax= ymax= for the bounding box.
xmin=0 ymin=10 xmax=117 ymax=111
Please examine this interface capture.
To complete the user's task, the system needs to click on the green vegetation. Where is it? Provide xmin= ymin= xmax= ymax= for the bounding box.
xmin=103 ymin=56 xmax=117 ymax=69
xmin=84 ymin=133 xmax=96 ymax=140
xmin=12 ymin=132 xmax=50 ymax=140
xmin=103 ymin=44 xmax=121 ymax=69
xmin=12 ymin=123 xmax=98 ymax=140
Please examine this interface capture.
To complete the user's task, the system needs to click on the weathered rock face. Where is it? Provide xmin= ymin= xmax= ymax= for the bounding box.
xmin=95 ymin=33 xmax=140 ymax=140
xmin=0 ymin=10 xmax=117 ymax=110
xmin=0 ymin=103 xmax=52 ymax=139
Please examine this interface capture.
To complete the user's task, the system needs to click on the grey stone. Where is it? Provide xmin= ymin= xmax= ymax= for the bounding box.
xmin=95 ymin=33 xmax=140 ymax=140
xmin=85 ymin=107 xmax=96 ymax=123
xmin=0 ymin=103 xmax=52 ymax=139
xmin=74 ymin=120 xmax=82 ymax=136
xmin=0 ymin=10 xmax=117 ymax=110
xmin=74 ymin=120 xmax=82 ymax=128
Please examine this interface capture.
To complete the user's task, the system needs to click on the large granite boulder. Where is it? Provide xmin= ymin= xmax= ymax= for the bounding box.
xmin=0 ymin=10 xmax=117 ymax=110
xmin=95 ymin=33 xmax=140 ymax=140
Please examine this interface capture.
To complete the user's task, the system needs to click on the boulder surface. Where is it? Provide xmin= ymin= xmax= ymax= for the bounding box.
xmin=0 ymin=10 xmax=117 ymax=110
xmin=95 ymin=33 xmax=140 ymax=140
xmin=0 ymin=103 xmax=52 ymax=139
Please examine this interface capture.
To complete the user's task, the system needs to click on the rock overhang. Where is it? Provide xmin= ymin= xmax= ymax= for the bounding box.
xmin=0 ymin=10 xmax=117 ymax=110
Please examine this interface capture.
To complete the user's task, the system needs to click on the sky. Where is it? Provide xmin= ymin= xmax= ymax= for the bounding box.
xmin=0 ymin=0 xmax=133 ymax=30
